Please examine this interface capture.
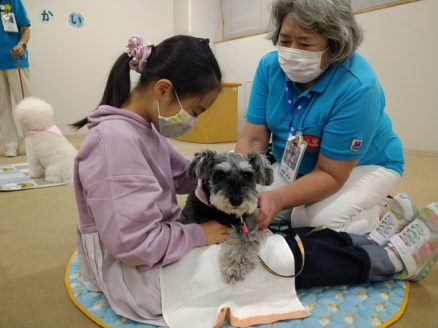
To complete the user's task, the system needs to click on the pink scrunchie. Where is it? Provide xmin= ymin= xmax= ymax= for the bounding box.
xmin=126 ymin=36 xmax=153 ymax=73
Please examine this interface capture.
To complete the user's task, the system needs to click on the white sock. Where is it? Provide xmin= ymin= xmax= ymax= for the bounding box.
xmin=385 ymin=244 xmax=403 ymax=272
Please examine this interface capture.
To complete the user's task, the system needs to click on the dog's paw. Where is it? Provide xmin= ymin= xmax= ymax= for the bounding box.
xmin=220 ymin=258 xmax=256 ymax=284
xmin=29 ymin=171 xmax=44 ymax=179
xmin=221 ymin=265 xmax=245 ymax=284
xmin=44 ymin=175 xmax=62 ymax=183
xmin=29 ymin=167 xmax=44 ymax=179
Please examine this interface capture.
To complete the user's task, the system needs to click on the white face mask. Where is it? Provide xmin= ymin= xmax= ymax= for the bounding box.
xmin=157 ymin=90 xmax=196 ymax=138
xmin=277 ymin=45 xmax=327 ymax=83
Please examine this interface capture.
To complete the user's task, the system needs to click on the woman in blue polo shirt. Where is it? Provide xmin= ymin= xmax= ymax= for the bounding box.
xmin=235 ymin=0 xmax=404 ymax=233
xmin=0 ymin=0 xmax=31 ymax=157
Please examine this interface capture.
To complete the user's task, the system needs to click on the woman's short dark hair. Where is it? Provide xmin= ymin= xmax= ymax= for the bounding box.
xmin=72 ymin=35 xmax=222 ymax=129
xmin=267 ymin=0 xmax=363 ymax=64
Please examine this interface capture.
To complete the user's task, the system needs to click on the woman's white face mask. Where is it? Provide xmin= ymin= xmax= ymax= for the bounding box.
xmin=157 ymin=90 xmax=196 ymax=138
xmin=277 ymin=45 xmax=327 ymax=83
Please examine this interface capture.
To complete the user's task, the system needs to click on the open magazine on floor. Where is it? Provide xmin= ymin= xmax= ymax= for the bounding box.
xmin=0 ymin=163 xmax=67 ymax=191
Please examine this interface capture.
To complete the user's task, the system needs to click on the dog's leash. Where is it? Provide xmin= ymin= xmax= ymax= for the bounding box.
xmin=259 ymin=225 xmax=328 ymax=278
xmin=10 ymin=50 xmax=26 ymax=99
xmin=239 ymin=216 xmax=249 ymax=234
xmin=258 ymin=233 xmax=305 ymax=278
xmin=239 ymin=215 xmax=305 ymax=278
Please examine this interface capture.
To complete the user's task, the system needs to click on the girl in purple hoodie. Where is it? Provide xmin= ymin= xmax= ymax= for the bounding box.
xmin=71 ymin=35 xmax=228 ymax=325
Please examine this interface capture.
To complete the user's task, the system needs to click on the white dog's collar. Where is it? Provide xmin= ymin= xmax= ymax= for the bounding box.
xmin=27 ymin=124 xmax=63 ymax=137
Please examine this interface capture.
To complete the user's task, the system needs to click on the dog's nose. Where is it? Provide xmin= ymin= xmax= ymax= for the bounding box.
xmin=229 ymin=194 xmax=243 ymax=207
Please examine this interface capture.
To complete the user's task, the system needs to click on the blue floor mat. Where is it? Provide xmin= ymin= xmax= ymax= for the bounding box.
xmin=65 ymin=251 xmax=409 ymax=328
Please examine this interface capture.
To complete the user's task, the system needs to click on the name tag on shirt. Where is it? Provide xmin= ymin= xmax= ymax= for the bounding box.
xmin=1 ymin=12 xmax=19 ymax=32
xmin=279 ymin=133 xmax=307 ymax=184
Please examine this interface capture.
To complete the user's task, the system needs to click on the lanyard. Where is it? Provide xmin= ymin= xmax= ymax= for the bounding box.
xmin=284 ymin=81 xmax=313 ymax=136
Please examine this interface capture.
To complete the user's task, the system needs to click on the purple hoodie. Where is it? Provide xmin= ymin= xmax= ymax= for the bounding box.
xmin=74 ymin=106 xmax=206 ymax=269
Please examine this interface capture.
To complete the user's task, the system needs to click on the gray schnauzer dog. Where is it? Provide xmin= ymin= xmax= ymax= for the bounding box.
xmin=181 ymin=150 xmax=274 ymax=283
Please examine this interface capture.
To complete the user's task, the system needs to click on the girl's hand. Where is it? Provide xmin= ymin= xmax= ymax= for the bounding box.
xmin=200 ymin=221 xmax=229 ymax=245
xmin=255 ymin=190 xmax=282 ymax=230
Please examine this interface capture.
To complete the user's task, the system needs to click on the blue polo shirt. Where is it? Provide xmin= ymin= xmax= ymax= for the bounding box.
xmin=0 ymin=0 xmax=30 ymax=69
xmin=246 ymin=51 xmax=404 ymax=175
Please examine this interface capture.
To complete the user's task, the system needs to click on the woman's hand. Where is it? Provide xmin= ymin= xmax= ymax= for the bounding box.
xmin=255 ymin=155 xmax=358 ymax=230
xmin=255 ymin=190 xmax=283 ymax=230
xmin=11 ymin=43 xmax=25 ymax=57
xmin=200 ymin=221 xmax=229 ymax=245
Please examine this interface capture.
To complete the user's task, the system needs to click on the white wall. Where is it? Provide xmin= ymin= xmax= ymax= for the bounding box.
xmin=10 ymin=0 xmax=437 ymax=153
xmin=173 ymin=0 xmax=190 ymax=36
xmin=173 ymin=0 xmax=221 ymax=45
xmin=214 ymin=0 xmax=438 ymax=153
xmin=214 ymin=35 xmax=275 ymax=135
xmin=21 ymin=0 xmax=173 ymax=135
xmin=354 ymin=0 xmax=438 ymax=153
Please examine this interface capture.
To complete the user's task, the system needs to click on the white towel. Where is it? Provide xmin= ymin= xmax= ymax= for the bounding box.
xmin=160 ymin=234 xmax=308 ymax=328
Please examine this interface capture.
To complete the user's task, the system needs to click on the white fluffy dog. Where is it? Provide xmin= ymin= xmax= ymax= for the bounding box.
xmin=14 ymin=97 xmax=77 ymax=183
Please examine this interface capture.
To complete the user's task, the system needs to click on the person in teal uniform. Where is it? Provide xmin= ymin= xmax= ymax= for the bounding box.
xmin=236 ymin=0 xmax=404 ymax=234
xmin=0 ymin=0 xmax=30 ymax=157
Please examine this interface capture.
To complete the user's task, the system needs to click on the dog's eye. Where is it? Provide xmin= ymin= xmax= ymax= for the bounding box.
xmin=214 ymin=170 xmax=226 ymax=180
xmin=242 ymin=172 xmax=253 ymax=180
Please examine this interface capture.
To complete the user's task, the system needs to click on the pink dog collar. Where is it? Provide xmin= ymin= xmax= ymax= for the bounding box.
xmin=195 ymin=179 xmax=210 ymax=206
xmin=26 ymin=124 xmax=63 ymax=137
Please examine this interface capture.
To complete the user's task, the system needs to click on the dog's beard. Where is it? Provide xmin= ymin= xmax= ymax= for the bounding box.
xmin=209 ymin=191 xmax=257 ymax=217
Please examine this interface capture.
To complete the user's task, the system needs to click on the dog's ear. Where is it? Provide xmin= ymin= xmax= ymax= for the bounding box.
xmin=247 ymin=151 xmax=274 ymax=186
xmin=188 ymin=149 xmax=217 ymax=179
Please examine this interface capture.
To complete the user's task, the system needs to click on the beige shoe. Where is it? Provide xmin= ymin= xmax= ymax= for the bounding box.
xmin=369 ymin=192 xmax=418 ymax=246
xmin=389 ymin=203 xmax=438 ymax=282
xmin=4 ymin=146 xmax=18 ymax=157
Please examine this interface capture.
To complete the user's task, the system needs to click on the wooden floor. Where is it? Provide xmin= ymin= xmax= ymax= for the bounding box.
xmin=0 ymin=135 xmax=437 ymax=328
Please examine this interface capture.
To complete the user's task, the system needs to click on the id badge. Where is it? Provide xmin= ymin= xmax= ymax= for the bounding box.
xmin=1 ymin=12 xmax=19 ymax=32
xmin=279 ymin=133 xmax=307 ymax=184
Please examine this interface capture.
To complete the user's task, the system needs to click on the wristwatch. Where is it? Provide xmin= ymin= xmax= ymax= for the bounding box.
xmin=18 ymin=40 xmax=27 ymax=49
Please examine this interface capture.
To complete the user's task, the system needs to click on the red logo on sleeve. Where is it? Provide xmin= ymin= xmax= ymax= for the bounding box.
xmin=302 ymin=135 xmax=321 ymax=150
xmin=350 ymin=139 xmax=362 ymax=152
